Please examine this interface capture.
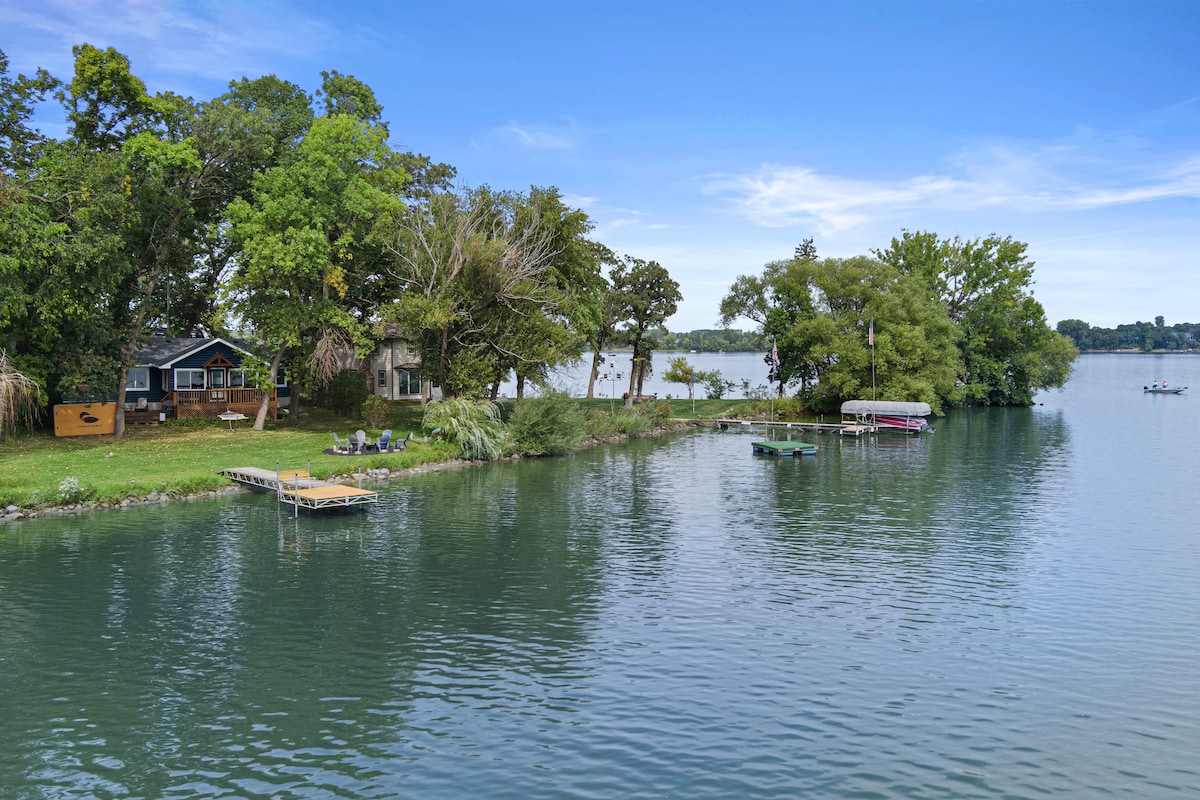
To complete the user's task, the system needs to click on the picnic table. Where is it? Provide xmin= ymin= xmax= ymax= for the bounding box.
xmin=218 ymin=411 xmax=248 ymax=432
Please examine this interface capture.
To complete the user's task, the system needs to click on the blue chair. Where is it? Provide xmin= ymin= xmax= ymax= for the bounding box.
xmin=395 ymin=431 xmax=413 ymax=450
xmin=376 ymin=429 xmax=392 ymax=452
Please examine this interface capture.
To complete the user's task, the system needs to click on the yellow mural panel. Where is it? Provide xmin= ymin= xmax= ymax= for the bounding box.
xmin=53 ymin=403 xmax=117 ymax=437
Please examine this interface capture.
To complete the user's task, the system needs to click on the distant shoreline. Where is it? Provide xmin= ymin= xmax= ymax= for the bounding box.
xmin=1078 ymin=349 xmax=1196 ymax=355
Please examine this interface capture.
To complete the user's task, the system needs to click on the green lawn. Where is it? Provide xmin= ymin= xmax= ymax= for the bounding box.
xmin=0 ymin=403 xmax=453 ymax=509
xmin=0 ymin=397 xmax=771 ymax=511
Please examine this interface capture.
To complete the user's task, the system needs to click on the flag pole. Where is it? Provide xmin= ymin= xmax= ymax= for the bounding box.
xmin=770 ymin=338 xmax=779 ymax=423
xmin=869 ymin=320 xmax=876 ymax=402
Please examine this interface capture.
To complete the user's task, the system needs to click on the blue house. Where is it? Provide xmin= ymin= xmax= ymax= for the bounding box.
xmin=125 ymin=336 xmax=289 ymax=420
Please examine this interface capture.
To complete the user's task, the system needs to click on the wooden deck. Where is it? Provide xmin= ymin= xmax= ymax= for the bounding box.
xmin=173 ymin=388 xmax=276 ymax=421
xmin=221 ymin=466 xmax=378 ymax=511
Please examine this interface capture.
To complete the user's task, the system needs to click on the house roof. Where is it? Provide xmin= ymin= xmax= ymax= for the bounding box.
xmin=134 ymin=336 xmax=257 ymax=368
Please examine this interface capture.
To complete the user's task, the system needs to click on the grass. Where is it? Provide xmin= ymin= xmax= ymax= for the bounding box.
xmin=0 ymin=403 xmax=454 ymax=510
xmin=0 ymin=397 xmax=782 ymax=512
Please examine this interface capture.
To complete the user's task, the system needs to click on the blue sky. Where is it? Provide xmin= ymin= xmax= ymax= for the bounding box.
xmin=4 ymin=0 xmax=1198 ymax=331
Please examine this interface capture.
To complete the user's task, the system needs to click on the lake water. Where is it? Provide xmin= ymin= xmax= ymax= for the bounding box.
xmin=503 ymin=350 xmax=773 ymax=398
xmin=2 ymin=354 xmax=1199 ymax=799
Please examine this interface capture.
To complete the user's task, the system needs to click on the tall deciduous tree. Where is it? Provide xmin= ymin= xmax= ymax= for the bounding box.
xmin=875 ymin=230 xmax=1075 ymax=404
xmin=382 ymin=187 xmax=570 ymax=399
xmin=610 ymin=256 xmax=680 ymax=406
xmin=721 ymin=251 xmax=961 ymax=411
xmin=720 ymin=249 xmax=820 ymax=397
xmin=226 ymin=113 xmax=406 ymax=429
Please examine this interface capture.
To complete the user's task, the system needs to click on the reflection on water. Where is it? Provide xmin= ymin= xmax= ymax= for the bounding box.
xmin=2 ymin=356 xmax=1199 ymax=798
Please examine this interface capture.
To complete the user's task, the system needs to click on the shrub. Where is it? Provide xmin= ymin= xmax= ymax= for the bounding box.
xmin=362 ymin=395 xmax=389 ymax=428
xmin=422 ymin=397 xmax=505 ymax=460
xmin=322 ymin=369 xmax=369 ymax=417
xmin=57 ymin=476 xmax=86 ymax=504
xmin=612 ymin=410 xmax=652 ymax=436
xmin=506 ymin=391 xmax=587 ymax=456
xmin=636 ymin=399 xmax=673 ymax=427
xmin=702 ymin=370 xmax=735 ymax=399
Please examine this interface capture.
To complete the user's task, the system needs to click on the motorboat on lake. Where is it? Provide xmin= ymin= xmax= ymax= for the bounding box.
xmin=1144 ymin=381 xmax=1186 ymax=394
xmin=841 ymin=400 xmax=934 ymax=433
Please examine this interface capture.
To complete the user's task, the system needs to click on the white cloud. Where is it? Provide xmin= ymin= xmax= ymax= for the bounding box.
xmin=499 ymin=120 xmax=578 ymax=152
xmin=705 ymin=146 xmax=1200 ymax=233
xmin=1 ymin=0 xmax=339 ymax=90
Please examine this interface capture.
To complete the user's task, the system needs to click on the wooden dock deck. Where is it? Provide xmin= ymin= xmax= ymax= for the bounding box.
xmin=221 ymin=466 xmax=378 ymax=512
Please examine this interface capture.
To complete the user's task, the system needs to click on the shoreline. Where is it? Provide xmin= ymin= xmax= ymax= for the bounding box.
xmin=2 ymin=423 xmax=705 ymax=525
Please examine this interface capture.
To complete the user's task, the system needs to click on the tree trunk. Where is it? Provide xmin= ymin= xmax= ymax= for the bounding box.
xmin=114 ymin=366 xmax=129 ymax=437
xmin=290 ymin=368 xmax=302 ymax=421
xmin=516 ymin=374 xmax=525 ymax=399
xmin=586 ymin=349 xmax=600 ymax=398
xmin=625 ymin=358 xmax=637 ymax=408
xmin=253 ymin=344 xmax=287 ymax=431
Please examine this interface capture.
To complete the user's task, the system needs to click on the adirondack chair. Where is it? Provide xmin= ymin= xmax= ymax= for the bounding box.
xmin=332 ymin=433 xmax=350 ymax=454
xmin=354 ymin=430 xmax=369 ymax=453
xmin=395 ymin=431 xmax=413 ymax=450
xmin=376 ymin=429 xmax=392 ymax=453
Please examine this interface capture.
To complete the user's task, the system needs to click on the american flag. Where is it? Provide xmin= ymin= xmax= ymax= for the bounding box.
xmin=771 ymin=341 xmax=779 ymax=379
xmin=868 ymin=320 xmax=874 ymax=347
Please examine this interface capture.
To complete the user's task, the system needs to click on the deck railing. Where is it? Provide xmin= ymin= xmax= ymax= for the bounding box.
xmin=170 ymin=388 xmax=277 ymax=420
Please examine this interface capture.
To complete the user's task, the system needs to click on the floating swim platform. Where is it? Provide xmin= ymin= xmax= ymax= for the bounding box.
xmin=752 ymin=440 xmax=818 ymax=456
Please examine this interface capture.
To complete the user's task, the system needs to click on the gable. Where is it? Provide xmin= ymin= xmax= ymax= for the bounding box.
xmin=134 ymin=337 xmax=257 ymax=369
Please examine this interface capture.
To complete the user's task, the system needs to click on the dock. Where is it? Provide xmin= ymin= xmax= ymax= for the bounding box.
xmin=752 ymin=440 xmax=818 ymax=456
xmin=221 ymin=466 xmax=378 ymax=513
xmin=717 ymin=419 xmax=876 ymax=436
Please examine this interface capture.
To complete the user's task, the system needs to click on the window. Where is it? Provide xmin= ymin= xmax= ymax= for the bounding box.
xmin=395 ymin=369 xmax=421 ymax=396
xmin=274 ymin=367 xmax=287 ymax=388
xmin=208 ymin=368 xmax=225 ymax=388
xmin=126 ymin=367 xmax=149 ymax=391
xmin=175 ymin=369 xmax=205 ymax=390
xmin=378 ymin=370 xmax=387 ymax=388
xmin=228 ymin=369 xmax=246 ymax=388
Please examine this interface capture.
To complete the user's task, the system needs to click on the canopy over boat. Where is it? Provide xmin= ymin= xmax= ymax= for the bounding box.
xmin=840 ymin=400 xmax=932 ymax=417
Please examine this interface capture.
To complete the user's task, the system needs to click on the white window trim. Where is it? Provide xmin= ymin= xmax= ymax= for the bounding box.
xmin=175 ymin=368 xmax=206 ymax=390
xmin=126 ymin=367 xmax=150 ymax=391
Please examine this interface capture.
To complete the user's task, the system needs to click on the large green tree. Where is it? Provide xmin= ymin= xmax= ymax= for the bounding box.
xmin=875 ymin=231 xmax=1075 ymax=405
xmin=721 ymin=250 xmax=962 ymax=411
xmin=381 ymin=186 xmax=594 ymax=399
xmin=226 ymin=113 xmax=407 ymax=428
xmin=720 ymin=247 xmax=820 ymax=397
xmin=609 ymin=256 xmax=681 ymax=406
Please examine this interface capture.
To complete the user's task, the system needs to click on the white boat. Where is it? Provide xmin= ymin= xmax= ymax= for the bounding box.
xmin=1144 ymin=383 xmax=1186 ymax=394
xmin=840 ymin=400 xmax=934 ymax=432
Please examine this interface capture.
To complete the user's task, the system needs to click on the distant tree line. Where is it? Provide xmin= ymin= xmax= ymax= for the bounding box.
xmin=1056 ymin=317 xmax=1197 ymax=352
xmin=648 ymin=328 xmax=768 ymax=352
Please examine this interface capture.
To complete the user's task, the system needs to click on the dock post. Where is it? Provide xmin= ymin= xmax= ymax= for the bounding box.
xmin=357 ymin=465 xmax=363 ymax=490
xmin=275 ymin=459 xmax=281 ymax=500
xmin=294 ymin=470 xmax=300 ymax=518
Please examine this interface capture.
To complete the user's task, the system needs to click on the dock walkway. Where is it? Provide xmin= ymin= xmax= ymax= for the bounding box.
xmin=221 ymin=466 xmax=378 ymax=512
xmin=715 ymin=418 xmax=877 ymax=436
